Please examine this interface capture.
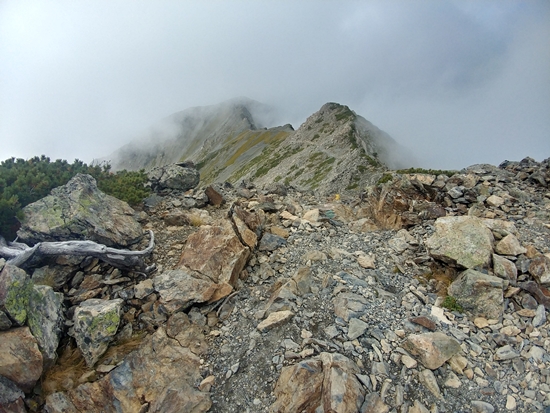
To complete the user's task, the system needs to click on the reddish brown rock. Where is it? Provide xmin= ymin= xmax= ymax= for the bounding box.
xmin=409 ymin=316 xmax=437 ymax=331
xmin=44 ymin=328 xmax=211 ymax=413
xmin=0 ymin=327 xmax=43 ymax=393
xmin=205 ymin=185 xmax=224 ymax=206
xmin=270 ymin=352 xmax=364 ymax=413
xmin=177 ymin=220 xmax=250 ymax=301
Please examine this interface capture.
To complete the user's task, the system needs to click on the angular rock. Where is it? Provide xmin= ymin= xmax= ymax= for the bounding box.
xmin=165 ymin=312 xmax=208 ymax=355
xmin=0 ymin=327 xmax=43 ymax=392
xmin=232 ymin=214 xmax=257 ymax=249
xmin=0 ymin=375 xmax=26 ymax=412
xmin=402 ymin=332 xmax=461 ymax=370
xmin=495 ymin=234 xmax=526 ymax=256
xmin=302 ymin=209 xmax=320 ymax=223
xmin=0 ymin=264 xmax=31 ymax=326
xmin=134 ymin=278 xmax=154 ymax=299
xmin=73 ymin=298 xmax=123 ymax=367
xmin=494 ymin=345 xmax=519 ymax=361
xmin=259 ymin=233 xmax=287 ymax=252
xmin=419 ymin=369 xmax=442 ymax=399
xmin=486 ymin=195 xmax=504 ymax=207
xmin=177 ymin=220 xmax=250 ymax=301
xmin=27 ymin=284 xmax=64 ymax=369
xmin=360 ymin=393 xmax=389 ymax=413
xmin=492 ymin=254 xmax=517 ymax=285
xmin=44 ymin=328 xmax=211 ymax=413
xmin=348 ymin=318 xmax=368 ymax=340
xmin=426 ymin=216 xmax=494 ymax=269
xmin=257 ymin=310 xmax=294 ymax=332
xmin=204 ymin=185 xmax=224 ymax=206
xmin=471 ymin=400 xmax=495 ymax=413
xmin=270 ymin=352 xmax=364 ymax=413
xmin=148 ymin=163 xmax=200 ymax=191
xmin=154 ymin=269 xmax=218 ymax=312
xmin=529 ymin=255 xmax=550 ymax=286
xmin=333 ymin=292 xmax=367 ymax=322
xmin=0 ymin=309 xmax=12 ymax=330
xmin=448 ymin=269 xmax=504 ymax=319
xmin=32 ymin=265 xmax=73 ymax=289
xmin=357 ymin=254 xmax=375 ymax=269
xmin=17 ymin=174 xmax=143 ymax=247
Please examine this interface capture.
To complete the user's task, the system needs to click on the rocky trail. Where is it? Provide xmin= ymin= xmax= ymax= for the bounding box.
xmin=1 ymin=157 xmax=549 ymax=412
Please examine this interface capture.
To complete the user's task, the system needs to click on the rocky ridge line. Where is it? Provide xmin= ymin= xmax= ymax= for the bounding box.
xmin=0 ymin=157 xmax=548 ymax=412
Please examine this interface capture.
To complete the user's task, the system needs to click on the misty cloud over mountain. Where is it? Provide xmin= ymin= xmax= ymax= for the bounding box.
xmin=1 ymin=1 xmax=548 ymax=169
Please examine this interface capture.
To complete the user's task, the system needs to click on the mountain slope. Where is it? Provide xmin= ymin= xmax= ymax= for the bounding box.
xmin=229 ymin=103 xmax=409 ymax=194
xmin=108 ymin=99 xmax=413 ymax=194
xmin=109 ymin=97 xmax=273 ymax=171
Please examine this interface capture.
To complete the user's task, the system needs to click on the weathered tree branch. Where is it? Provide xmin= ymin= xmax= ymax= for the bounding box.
xmin=0 ymin=231 xmax=156 ymax=273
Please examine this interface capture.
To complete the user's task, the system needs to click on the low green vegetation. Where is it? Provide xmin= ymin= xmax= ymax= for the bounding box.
xmin=441 ymin=296 xmax=464 ymax=312
xmin=377 ymin=173 xmax=393 ymax=185
xmin=396 ymin=167 xmax=457 ymax=177
xmin=0 ymin=156 xmax=150 ymax=239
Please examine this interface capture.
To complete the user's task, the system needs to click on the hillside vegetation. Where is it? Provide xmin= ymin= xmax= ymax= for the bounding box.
xmin=0 ymin=156 xmax=149 ymax=240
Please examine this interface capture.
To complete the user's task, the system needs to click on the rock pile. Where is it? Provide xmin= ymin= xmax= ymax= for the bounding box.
xmin=0 ymin=157 xmax=549 ymax=412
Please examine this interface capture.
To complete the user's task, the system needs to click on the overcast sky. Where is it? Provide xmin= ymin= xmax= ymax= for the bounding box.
xmin=1 ymin=1 xmax=549 ymax=169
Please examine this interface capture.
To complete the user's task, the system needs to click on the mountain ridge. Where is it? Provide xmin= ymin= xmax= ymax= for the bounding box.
xmin=106 ymin=98 xmax=415 ymax=194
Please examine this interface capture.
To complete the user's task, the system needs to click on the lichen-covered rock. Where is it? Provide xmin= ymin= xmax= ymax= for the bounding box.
xmin=426 ymin=216 xmax=494 ymax=269
xmin=45 ymin=328 xmax=211 ymax=413
xmin=402 ymin=332 xmax=461 ymax=370
xmin=17 ymin=174 xmax=143 ymax=247
xmin=73 ymin=298 xmax=123 ymax=367
xmin=0 ymin=264 xmax=31 ymax=326
xmin=270 ymin=352 xmax=364 ymax=413
xmin=27 ymin=284 xmax=64 ymax=369
xmin=448 ymin=269 xmax=504 ymax=319
xmin=148 ymin=163 xmax=200 ymax=191
xmin=0 ymin=327 xmax=43 ymax=393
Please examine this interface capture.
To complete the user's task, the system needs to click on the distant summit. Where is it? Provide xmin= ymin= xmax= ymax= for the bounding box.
xmin=106 ymin=98 xmax=414 ymax=194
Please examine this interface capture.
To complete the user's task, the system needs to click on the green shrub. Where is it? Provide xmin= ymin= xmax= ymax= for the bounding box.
xmin=377 ymin=173 xmax=393 ymax=185
xmin=441 ymin=296 xmax=464 ymax=312
xmin=396 ymin=168 xmax=457 ymax=177
xmin=0 ymin=156 xmax=149 ymax=240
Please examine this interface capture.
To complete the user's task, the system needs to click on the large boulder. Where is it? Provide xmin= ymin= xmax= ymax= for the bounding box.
xmin=448 ymin=269 xmax=504 ymax=319
xmin=45 ymin=328 xmax=211 ymax=413
xmin=0 ymin=327 xmax=43 ymax=393
xmin=17 ymin=174 xmax=143 ymax=247
xmin=426 ymin=216 xmax=494 ymax=269
xmin=148 ymin=163 xmax=200 ymax=191
xmin=72 ymin=298 xmax=123 ymax=367
xmin=270 ymin=352 xmax=365 ymax=413
xmin=176 ymin=220 xmax=250 ymax=302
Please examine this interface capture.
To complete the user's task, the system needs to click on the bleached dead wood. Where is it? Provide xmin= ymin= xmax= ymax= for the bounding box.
xmin=0 ymin=230 xmax=156 ymax=273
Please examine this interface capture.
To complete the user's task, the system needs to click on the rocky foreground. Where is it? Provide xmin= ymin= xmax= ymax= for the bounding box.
xmin=0 ymin=157 xmax=549 ymax=413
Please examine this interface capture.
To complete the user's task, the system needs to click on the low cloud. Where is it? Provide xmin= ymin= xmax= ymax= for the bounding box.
xmin=0 ymin=1 xmax=548 ymax=169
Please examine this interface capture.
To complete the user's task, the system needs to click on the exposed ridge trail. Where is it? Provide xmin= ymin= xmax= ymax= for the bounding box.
xmin=0 ymin=156 xmax=549 ymax=413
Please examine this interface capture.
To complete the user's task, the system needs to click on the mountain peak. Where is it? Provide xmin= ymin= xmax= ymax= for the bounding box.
xmin=106 ymin=99 xmax=413 ymax=194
